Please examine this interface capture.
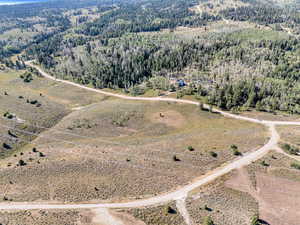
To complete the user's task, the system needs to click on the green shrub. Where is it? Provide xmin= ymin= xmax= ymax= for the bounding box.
xmin=209 ymin=151 xmax=218 ymax=158
xmin=291 ymin=162 xmax=300 ymax=170
xmin=281 ymin=143 xmax=299 ymax=155
xmin=187 ymin=146 xmax=194 ymax=151
xmin=260 ymin=160 xmax=269 ymax=167
xmin=203 ymin=216 xmax=214 ymax=225
xmin=230 ymin=144 xmax=241 ymax=156
xmin=250 ymin=214 xmax=259 ymax=225
xmin=2 ymin=143 xmax=12 ymax=149
xmin=18 ymin=160 xmax=26 ymax=166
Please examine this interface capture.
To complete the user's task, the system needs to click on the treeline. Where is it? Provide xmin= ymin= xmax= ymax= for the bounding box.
xmin=77 ymin=0 xmax=220 ymax=37
xmin=39 ymin=34 xmax=300 ymax=113
xmin=221 ymin=5 xmax=300 ymax=25
xmin=0 ymin=0 xmax=121 ymax=19
xmin=203 ymin=78 xmax=300 ymax=113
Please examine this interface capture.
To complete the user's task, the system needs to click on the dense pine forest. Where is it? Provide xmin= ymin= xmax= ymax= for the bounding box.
xmin=0 ymin=0 xmax=299 ymax=113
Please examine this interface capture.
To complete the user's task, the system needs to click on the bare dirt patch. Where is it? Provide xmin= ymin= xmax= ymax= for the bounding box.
xmin=149 ymin=110 xmax=185 ymax=128
xmin=255 ymin=172 xmax=300 ymax=225
xmin=109 ymin=210 xmax=146 ymax=225
xmin=232 ymin=152 xmax=300 ymax=225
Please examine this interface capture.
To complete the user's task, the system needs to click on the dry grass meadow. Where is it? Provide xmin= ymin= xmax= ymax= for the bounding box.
xmin=0 ymin=70 xmax=268 ymax=204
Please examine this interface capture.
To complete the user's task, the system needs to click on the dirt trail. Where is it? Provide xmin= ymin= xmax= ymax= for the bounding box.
xmin=0 ymin=63 xmax=298 ymax=212
xmin=0 ymin=125 xmax=279 ymax=210
xmin=92 ymin=208 xmax=124 ymax=225
xmin=25 ymin=61 xmax=300 ymax=127
xmin=176 ymin=198 xmax=192 ymax=225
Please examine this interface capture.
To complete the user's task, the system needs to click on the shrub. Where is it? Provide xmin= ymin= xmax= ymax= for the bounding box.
xmin=281 ymin=143 xmax=299 ymax=155
xmin=188 ymin=146 xmax=194 ymax=151
xmin=230 ymin=144 xmax=238 ymax=150
xmin=164 ymin=206 xmax=176 ymax=215
xmin=250 ymin=214 xmax=259 ymax=225
xmin=8 ymin=130 xmax=17 ymax=138
xmin=230 ymin=144 xmax=241 ymax=156
xmin=173 ymin=155 xmax=180 ymax=161
xmin=2 ymin=143 xmax=12 ymax=149
xmin=18 ymin=160 xmax=26 ymax=166
xmin=291 ymin=162 xmax=300 ymax=170
xmin=3 ymin=112 xmax=14 ymax=119
xmin=130 ymin=85 xmax=146 ymax=96
xmin=260 ymin=160 xmax=269 ymax=167
xmin=209 ymin=151 xmax=218 ymax=158
xmin=203 ymin=216 xmax=214 ymax=225
xmin=20 ymin=72 xmax=33 ymax=83
xmin=204 ymin=204 xmax=212 ymax=211
xmin=199 ymin=102 xmax=205 ymax=111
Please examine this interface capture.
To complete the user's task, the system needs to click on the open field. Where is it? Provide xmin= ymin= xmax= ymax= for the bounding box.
xmin=0 ymin=89 xmax=267 ymax=202
xmin=190 ymin=0 xmax=249 ymax=15
xmin=138 ymin=20 xmax=269 ymax=42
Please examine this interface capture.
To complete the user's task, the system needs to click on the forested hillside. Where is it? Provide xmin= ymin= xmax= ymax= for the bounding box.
xmin=1 ymin=0 xmax=299 ymax=113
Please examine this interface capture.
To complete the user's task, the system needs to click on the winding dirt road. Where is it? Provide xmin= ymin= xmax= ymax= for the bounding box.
xmin=24 ymin=62 xmax=300 ymax=126
xmin=0 ymin=62 xmax=298 ymax=212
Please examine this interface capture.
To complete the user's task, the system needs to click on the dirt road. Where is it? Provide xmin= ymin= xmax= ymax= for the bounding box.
xmin=0 ymin=124 xmax=280 ymax=210
xmin=24 ymin=62 xmax=300 ymax=127
xmin=0 ymin=63 xmax=298 ymax=212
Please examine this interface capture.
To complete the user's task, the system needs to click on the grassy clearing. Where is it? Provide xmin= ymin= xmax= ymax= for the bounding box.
xmin=190 ymin=0 xmax=249 ymax=15
xmin=227 ymin=28 xmax=290 ymax=42
xmin=138 ymin=20 xmax=258 ymax=42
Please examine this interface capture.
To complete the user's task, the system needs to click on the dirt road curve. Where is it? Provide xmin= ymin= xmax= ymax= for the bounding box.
xmin=25 ymin=61 xmax=300 ymax=127
xmin=0 ymin=62 xmax=298 ymax=211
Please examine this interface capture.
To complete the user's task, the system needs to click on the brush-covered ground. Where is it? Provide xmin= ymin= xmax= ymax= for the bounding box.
xmin=0 ymin=70 xmax=267 ymax=203
xmin=185 ymin=151 xmax=300 ymax=225
xmin=0 ymin=70 xmax=107 ymax=161
xmin=186 ymin=174 xmax=258 ymax=225
xmin=123 ymin=202 xmax=185 ymax=225
xmin=0 ymin=209 xmax=87 ymax=225
xmin=277 ymin=125 xmax=300 ymax=147
xmin=0 ymin=203 xmax=183 ymax=225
